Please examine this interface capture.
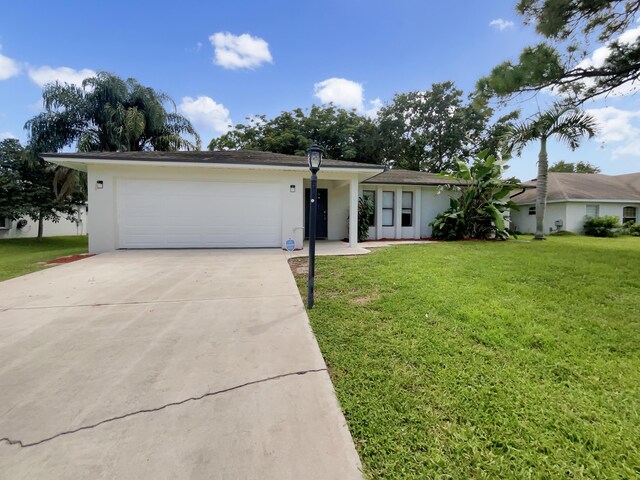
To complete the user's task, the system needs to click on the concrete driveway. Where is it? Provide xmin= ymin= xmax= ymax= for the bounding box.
xmin=0 ymin=250 xmax=362 ymax=479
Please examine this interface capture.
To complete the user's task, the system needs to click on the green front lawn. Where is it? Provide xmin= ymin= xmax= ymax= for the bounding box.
xmin=293 ymin=236 xmax=640 ymax=478
xmin=0 ymin=236 xmax=88 ymax=282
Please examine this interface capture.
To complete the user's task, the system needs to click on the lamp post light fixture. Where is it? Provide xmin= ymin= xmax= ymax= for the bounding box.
xmin=306 ymin=144 xmax=323 ymax=309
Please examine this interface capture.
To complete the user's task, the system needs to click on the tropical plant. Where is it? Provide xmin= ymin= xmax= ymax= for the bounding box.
xmin=358 ymin=195 xmax=375 ymax=242
xmin=430 ymin=150 xmax=521 ymax=240
xmin=584 ymin=215 xmax=621 ymax=237
xmin=504 ymin=103 xmax=597 ymax=240
xmin=26 ymin=72 xmax=201 ymax=153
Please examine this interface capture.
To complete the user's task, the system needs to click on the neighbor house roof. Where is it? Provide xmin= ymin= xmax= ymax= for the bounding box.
xmin=513 ymin=172 xmax=640 ymax=204
xmin=41 ymin=149 xmax=384 ymax=171
xmin=361 ymin=169 xmax=466 ymax=186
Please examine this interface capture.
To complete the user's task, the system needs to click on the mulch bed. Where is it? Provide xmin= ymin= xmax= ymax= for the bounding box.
xmin=45 ymin=254 xmax=95 ymax=264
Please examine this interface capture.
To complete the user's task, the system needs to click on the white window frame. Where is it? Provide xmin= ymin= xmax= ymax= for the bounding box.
xmin=528 ymin=206 xmax=536 ymax=216
xmin=0 ymin=217 xmax=10 ymax=230
xmin=622 ymin=206 xmax=637 ymax=224
xmin=401 ymin=191 xmax=413 ymax=227
xmin=586 ymin=204 xmax=600 ymax=218
xmin=382 ymin=191 xmax=394 ymax=227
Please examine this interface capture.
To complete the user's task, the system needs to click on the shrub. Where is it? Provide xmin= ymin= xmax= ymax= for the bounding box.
xmin=358 ymin=196 xmax=374 ymax=242
xmin=583 ymin=216 xmax=620 ymax=237
xmin=622 ymin=221 xmax=640 ymax=236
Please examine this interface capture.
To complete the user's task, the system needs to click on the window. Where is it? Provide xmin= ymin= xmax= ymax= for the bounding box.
xmin=623 ymin=206 xmax=637 ymax=224
xmin=363 ymin=190 xmax=375 ymax=226
xmin=0 ymin=217 xmax=10 ymax=230
xmin=586 ymin=204 xmax=600 ymax=218
xmin=528 ymin=206 xmax=536 ymax=215
xmin=382 ymin=191 xmax=394 ymax=226
xmin=402 ymin=191 xmax=413 ymax=227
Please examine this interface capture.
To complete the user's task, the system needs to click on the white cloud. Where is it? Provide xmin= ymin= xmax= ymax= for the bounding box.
xmin=209 ymin=32 xmax=272 ymax=70
xmin=178 ymin=96 xmax=232 ymax=136
xmin=313 ymin=77 xmax=383 ymax=118
xmin=27 ymin=66 xmax=96 ymax=87
xmin=0 ymin=131 xmax=17 ymax=140
xmin=585 ymin=106 xmax=640 ymax=158
xmin=364 ymin=98 xmax=382 ymax=119
xmin=0 ymin=45 xmax=20 ymax=80
xmin=490 ymin=19 xmax=515 ymax=31
xmin=314 ymin=78 xmax=365 ymax=111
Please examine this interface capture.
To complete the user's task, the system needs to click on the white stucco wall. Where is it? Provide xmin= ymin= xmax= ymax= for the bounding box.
xmin=511 ymin=203 xmax=566 ymax=234
xmin=87 ymin=165 xmax=306 ymax=254
xmin=565 ymin=201 xmax=640 ymax=232
xmin=512 ymin=201 xmax=640 ymax=234
xmin=0 ymin=206 xmax=87 ymax=239
xmin=420 ymin=186 xmax=456 ymax=238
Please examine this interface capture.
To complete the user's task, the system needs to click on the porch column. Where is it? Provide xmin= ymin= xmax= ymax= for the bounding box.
xmin=349 ymin=177 xmax=358 ymax=248
xmin=376 ymin=186 xmax=383 ymax=239
xmin=395 ymin=187 xmax=403 ymax=239
xmin=414 ymin=187 xmax=422 ymax=239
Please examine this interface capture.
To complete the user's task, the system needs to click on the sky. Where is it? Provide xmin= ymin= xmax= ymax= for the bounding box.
xmin=1 ymin=0 xmax=640 ymax=181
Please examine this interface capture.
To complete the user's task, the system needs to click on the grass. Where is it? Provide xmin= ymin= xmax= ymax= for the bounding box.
xmin=0 ymin=236 xmax=88 ymax=282
xmin=291 ymin=236 xmax=640 ymax=479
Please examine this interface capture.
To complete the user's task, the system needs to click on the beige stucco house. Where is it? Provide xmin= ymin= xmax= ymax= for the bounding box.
xmin=42 ymin=150 xmax=461 ymax=254
xmin=511 ymin=172 xmax=640 ymax=234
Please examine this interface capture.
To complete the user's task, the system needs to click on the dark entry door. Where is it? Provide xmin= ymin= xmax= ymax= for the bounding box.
xmin=305 ymin=188 xmax=328 ymax=239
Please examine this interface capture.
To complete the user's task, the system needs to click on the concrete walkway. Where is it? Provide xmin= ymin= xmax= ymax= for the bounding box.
xmin=287 ymin=239 xmax=434 ymax=257
xmin=0 ymin=250 xmax=362 ymax=479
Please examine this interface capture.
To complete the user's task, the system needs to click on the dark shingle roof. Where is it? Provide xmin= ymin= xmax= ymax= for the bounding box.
xmin=513 ymin=172 xmax=640 ymax=204
xmin=362 ymin=169 xmax=466 ymax=186
xmin=41 ymin=149 xmax=384 ymax=170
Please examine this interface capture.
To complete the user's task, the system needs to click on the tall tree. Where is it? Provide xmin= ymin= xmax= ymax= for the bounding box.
xmin=504 ymin=104 xmax=597 ymax=239
xmin=26 ymin=72 xmax=201 ymax=153
xmin=377 ymin=82 xmax=517 ymax=172
xmin=548 ymin=160 xmax=601 ymax=173
xmin=477 ymin=1 xmax=640 ymax=104
xmin=0 ymin=139 xmax=78 ymax=240
xmin=209 ymin=104 xmax=383 ymax=164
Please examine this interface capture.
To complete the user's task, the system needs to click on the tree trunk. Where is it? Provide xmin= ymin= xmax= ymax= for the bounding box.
xmin=37 ymin=212 xmax=44 ymax=241
xmin=535 ymin=137 xmax=548 ymax=240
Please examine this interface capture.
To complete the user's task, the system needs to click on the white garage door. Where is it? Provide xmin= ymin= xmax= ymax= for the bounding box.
xmin=117 ymin=179 xmax=282 ymax=248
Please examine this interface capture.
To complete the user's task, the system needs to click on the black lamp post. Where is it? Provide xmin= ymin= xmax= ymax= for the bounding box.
xmin=306 ymin=144 xmax=323 ymax=309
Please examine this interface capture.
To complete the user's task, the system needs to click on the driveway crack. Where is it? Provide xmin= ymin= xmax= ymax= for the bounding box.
xmin=0 ymin=367 xmax=327 ymax=449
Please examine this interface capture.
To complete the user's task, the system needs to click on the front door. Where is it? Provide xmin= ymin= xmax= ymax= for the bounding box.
xmin=305 ymin=188 xmax=328 ymax=239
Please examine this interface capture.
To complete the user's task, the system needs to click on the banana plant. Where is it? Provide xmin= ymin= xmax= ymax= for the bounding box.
xmin=430 ymin=150 xmax=521 ymax=240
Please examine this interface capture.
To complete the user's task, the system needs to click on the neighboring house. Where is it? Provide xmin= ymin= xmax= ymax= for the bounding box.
xmin=511 ymin=172 xmax=640 ymax=234
xmin=42 ymin=150 xmax=463 ymax=254
xmin=0 ymin=206 xmax=87 ymax=239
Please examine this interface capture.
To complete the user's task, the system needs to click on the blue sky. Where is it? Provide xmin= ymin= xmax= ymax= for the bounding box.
xmin=1 ymin=0 xmax=639 ymax=181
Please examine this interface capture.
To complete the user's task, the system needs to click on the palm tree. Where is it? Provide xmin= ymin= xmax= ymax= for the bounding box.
xmin=26 ymin=72 xmax=201 ymax=153
xmin=505 ymin=103 xmax=597 ymax=239
xmin=23 ymin=73 xmax=201 ymax=236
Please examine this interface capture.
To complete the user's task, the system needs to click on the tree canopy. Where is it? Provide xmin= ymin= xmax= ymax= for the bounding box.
xmin=0 ymin=139 xmax=80 ymax=239
xmin=25 ymin=72 xmax=201 ymax=153
xmin=548 ymin=160 xmax=601 ymax=173
xmin=478 ymin=0 xmax=640 ymax=104
xmin=378 ymin=82 xmax=518 ymax=172
xmin=209 ymin=104 xmax=383 ymax=164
